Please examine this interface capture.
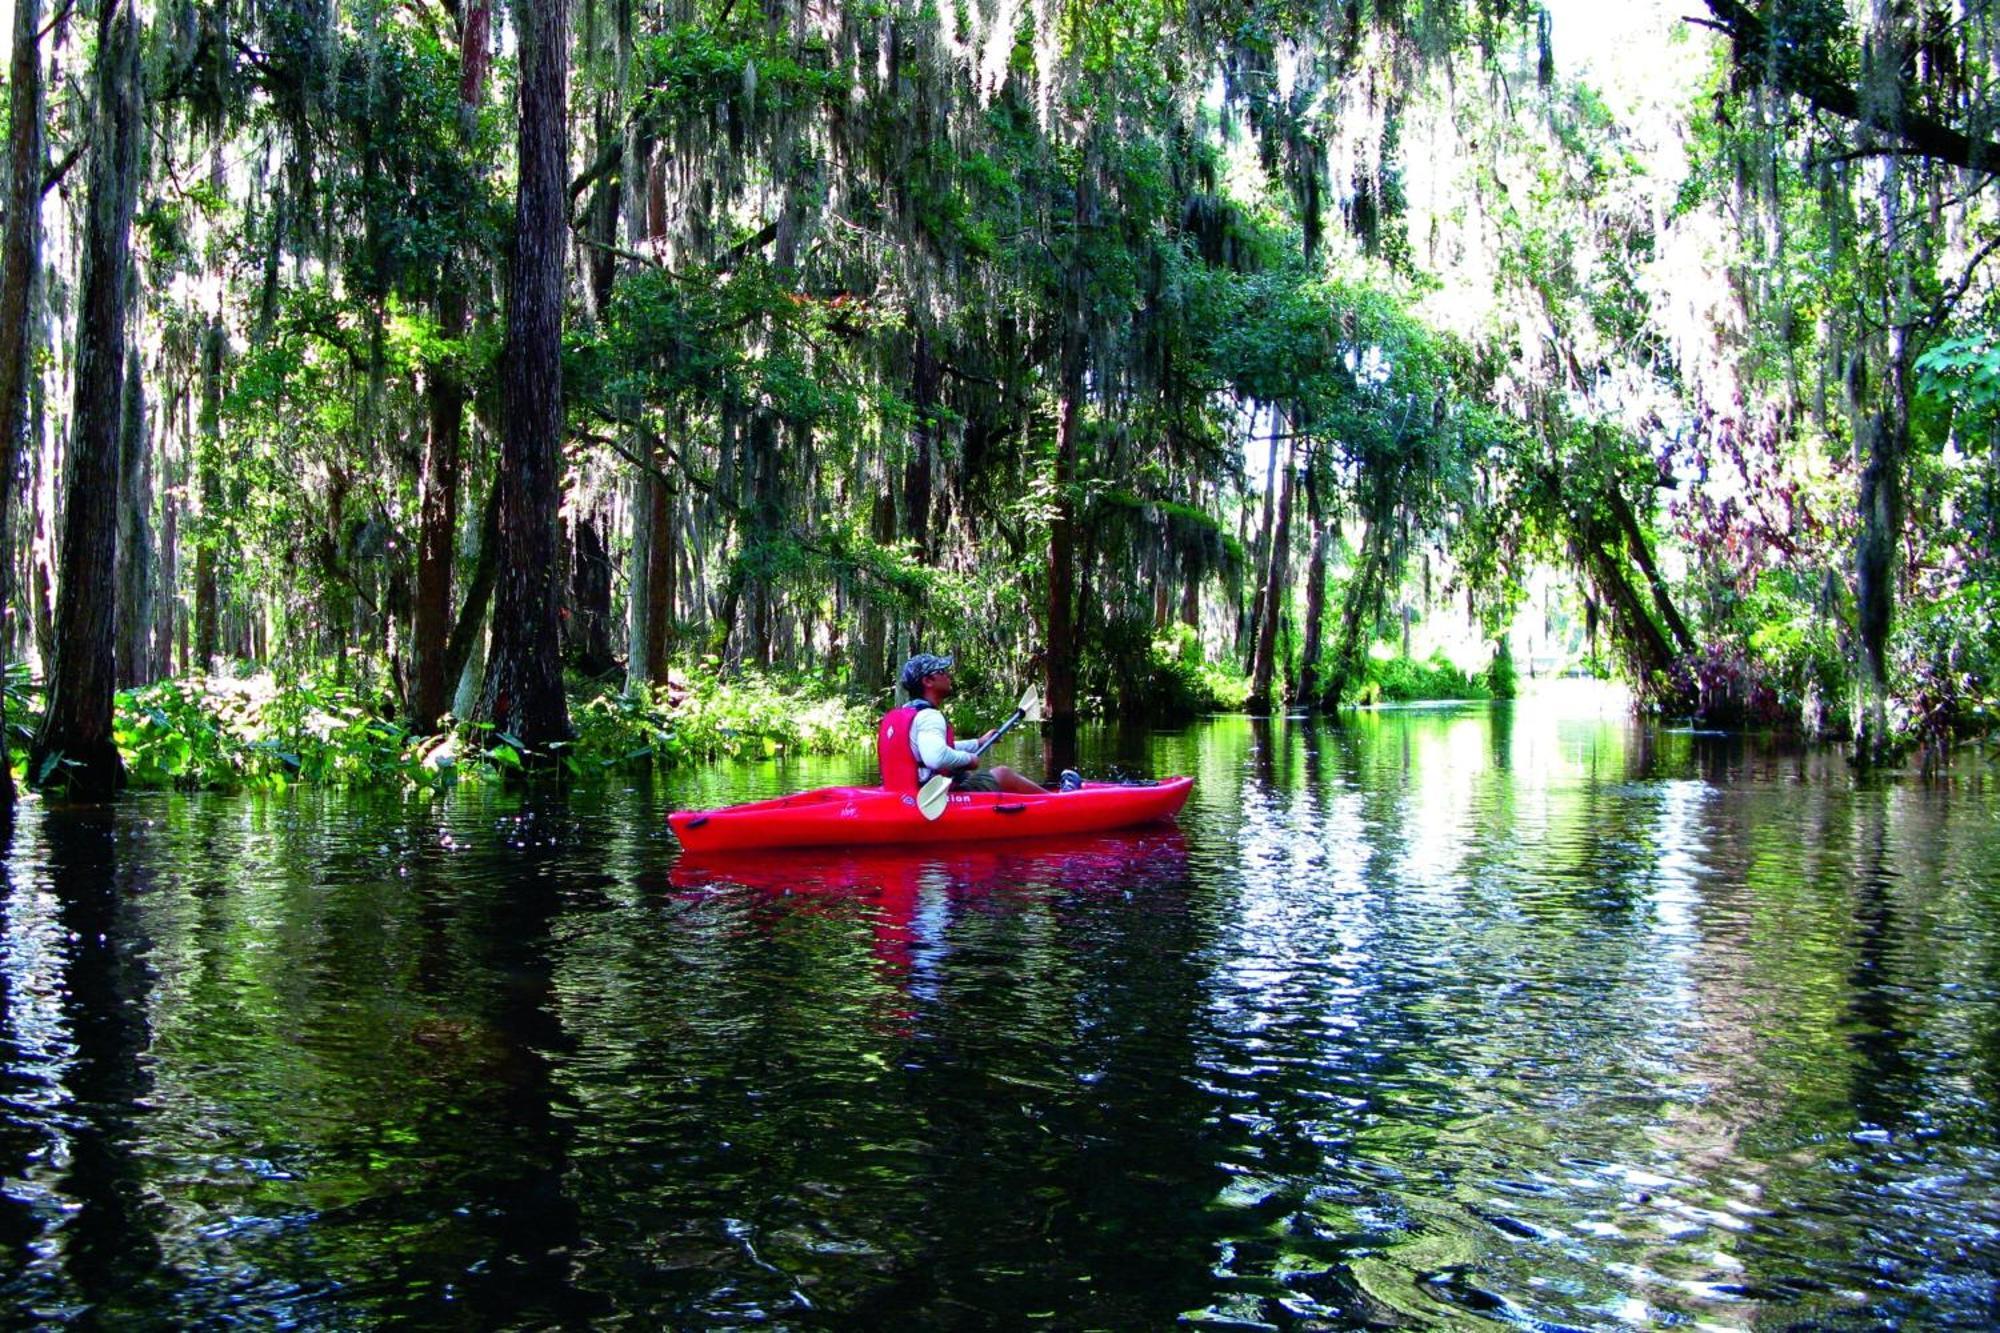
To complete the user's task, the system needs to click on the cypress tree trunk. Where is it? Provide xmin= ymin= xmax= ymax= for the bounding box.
xmin=34 ymin=0 xmax=142 ymax=799
xmin=1248 ymin=439 xmax=1295 ymax=712
xmin=1324 ymin=513 xmax=1389 ymax=710
xmin=409 ymin=316 xmax=464 ymax=729
xmin=408 ymin=0 xmax=491 ymax=732
xmin=155 ymin=390 xmax=179 ymax=681
xmin=641 ymin=459 xmax=673 ymax=686
xmin=625 ymin=447 xmax=657 ymax=694
xmin=0 ymin=0 xmax=48 ymax=812
xmin=193 ymin=315 xmax=224 ymax=673
xmin=115 ymin=346 xmax=153 ymax=686
xmin=568 ymin=508 xmax=615 ymax=677
xmin=476 ymin=0 xmax=573 ymax=753
xmin=1296 ymin=507 xmax=1331 ymax=706
xmin=1241 ymin=417 xmax=1282 ymax=662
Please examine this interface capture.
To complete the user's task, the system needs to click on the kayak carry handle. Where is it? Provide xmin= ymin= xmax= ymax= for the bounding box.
xmin=685 ymin=815 xmax=709 ymax=829
xmin=994 ymin=803 xmax=1027 ymax=815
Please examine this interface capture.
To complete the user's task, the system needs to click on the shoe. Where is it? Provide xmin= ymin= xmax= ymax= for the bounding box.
xmin=1058 ymin=769 xmax=1083 ymax=793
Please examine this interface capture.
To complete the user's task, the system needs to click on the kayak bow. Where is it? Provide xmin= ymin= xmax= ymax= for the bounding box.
xmin=669 ymin=777 xmax=1193 ymax=854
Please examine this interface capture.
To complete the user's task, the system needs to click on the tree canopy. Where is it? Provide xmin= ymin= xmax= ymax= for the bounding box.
xmin=1 ymin=0 xmax=1995 ymax=797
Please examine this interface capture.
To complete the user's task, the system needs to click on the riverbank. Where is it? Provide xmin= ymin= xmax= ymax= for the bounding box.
xmin=11 ymin=668 xmax=877 ymax=794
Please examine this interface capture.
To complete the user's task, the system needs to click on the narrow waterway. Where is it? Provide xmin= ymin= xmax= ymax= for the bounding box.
xmin=1 ymin=702 xmax=1995 ymax=1327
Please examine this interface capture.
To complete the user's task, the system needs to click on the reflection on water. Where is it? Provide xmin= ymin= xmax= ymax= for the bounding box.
xmin=0 ymin=705 xmax=1996 ymax=1327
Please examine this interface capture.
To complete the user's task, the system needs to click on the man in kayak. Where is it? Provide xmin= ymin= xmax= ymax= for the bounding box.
xmin=880 ymin=654 xmax=1079 ymax=794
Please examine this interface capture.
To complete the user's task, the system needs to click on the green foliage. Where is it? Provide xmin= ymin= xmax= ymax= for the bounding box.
xmin=566 ymin=666 xmax=875 ymax=772
xmin=1898 ymin=575 xmax=2000 ymax=737
xmin=1072 ymin=614 xmax=1249 ymax=720
xmin=104 ymin=667 xmax=877 ymax=792
xmin=3 ymin=662 xmax=40 ymax=784
xmin=1917 ymin=334 xmax=2000 ymax=435
xmin=1484 ymin=639 xmax=1517 ymax=700
xmin=1739 ymin=571 xmax=1846 ymax=717
xmin=1357 ymin=651 xmax=1491 ymax=705
xmin=115 ymin=678 xmax=446 ymax=790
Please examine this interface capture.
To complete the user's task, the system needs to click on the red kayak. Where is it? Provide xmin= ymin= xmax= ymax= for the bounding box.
xmin=668 ymin=776 xmax=1194 ymax=854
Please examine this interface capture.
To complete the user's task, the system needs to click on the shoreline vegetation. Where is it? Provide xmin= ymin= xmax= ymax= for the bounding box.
xmin=24 ymin=637 xmax=1986 ymax=798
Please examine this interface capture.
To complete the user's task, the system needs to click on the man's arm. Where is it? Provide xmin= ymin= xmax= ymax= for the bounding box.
xmin=912 ymin=709 xmax=978 ymax=775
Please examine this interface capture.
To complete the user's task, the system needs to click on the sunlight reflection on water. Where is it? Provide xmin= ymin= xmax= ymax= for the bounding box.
xmin=0 ymin=705 xmax=1994 ymax=1327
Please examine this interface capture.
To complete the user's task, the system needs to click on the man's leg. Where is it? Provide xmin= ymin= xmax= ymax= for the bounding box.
xmin=987 ymin=765 xmax=1049 ymax=795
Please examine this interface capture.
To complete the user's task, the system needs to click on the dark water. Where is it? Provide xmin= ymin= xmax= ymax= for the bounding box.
xmin=2 ymin=703 xmax=1997 ymax=1329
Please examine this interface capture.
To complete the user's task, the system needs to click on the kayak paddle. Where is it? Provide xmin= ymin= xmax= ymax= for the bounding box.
xmin=916 ymin=684 xmax=1043 ymax=821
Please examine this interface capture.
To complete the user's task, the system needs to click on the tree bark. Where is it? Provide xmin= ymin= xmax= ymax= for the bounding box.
xmin=155 ymin=389 xmax=179 ymax=681
xmin=1296 ymin=505 xmax=1331 ymax=705
xmin=408 ymin=0 xmax=491 ymax=733
xmin=0 ymin=0 xmax=48 ymax=812
xmin=567 ymin=508 xmax=615 ymax=676
xmin=33 ymin=0 xmax=142 ymax=799
xmin=1324 ymin=510 xmax=1391 ymax=710
xmin=1605 ymin=484 xmax=1696 ymax=657
xmin=476 ymin=0 xmax=574 ymax=752
xmin=1248 ymin=439 xmax=1295 ymax=712
xmin=115 ymin=346 xmax=153 ymax=686
xmin=1241 ymin=416 xmax=1282 ymax=662
xmin=193 ymin=315 xmax=225 ymax=673
xmin=641 ymin=458 xmax=674 ymax=685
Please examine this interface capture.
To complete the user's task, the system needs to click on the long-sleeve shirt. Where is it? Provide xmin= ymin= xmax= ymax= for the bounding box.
xmin=910 ymin=708 xmax=979 ymax=784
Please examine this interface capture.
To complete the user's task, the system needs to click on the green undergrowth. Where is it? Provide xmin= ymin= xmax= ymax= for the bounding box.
xmin=1354 ymin=651 xmax=1502 ymax=705
xmin=8 ymin=665 xmax=876 ymax=794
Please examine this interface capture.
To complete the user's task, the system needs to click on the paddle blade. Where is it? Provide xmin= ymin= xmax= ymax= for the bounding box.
xmin=1016 ymin=685 xmax=1043 ymax=723
xmin=915 ymin=772 xmax=953 ymax=820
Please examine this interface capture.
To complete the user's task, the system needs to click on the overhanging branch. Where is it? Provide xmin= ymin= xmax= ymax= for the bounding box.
xmin=1701 ymin=0 xmax=2000 ymax=174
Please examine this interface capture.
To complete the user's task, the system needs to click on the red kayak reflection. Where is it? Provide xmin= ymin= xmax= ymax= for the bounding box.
xmin=669 ymin=830 xmax=1192 ymax=999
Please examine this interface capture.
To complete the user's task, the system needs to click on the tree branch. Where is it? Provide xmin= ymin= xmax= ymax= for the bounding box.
xmin=41 ymin=141 xmax=84 ymax=196
xmin=1923 ymin=229 xmax=2000 ymax=328
xmin=1701 ymin=0 xmax=2000 ymax=174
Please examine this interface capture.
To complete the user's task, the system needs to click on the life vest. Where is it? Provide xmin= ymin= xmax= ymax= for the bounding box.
xmin=877 ymin=701 xmax=953 ymax=790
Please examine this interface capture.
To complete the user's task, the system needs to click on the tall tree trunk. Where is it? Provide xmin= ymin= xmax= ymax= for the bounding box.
xmin=409 ymin=320 xmax=464 ymax=729
xmin=476 ymin=0 xmax=573 ymax=752
xmin=1325 ymin=511 xmax=1390 ymax=709
xmin=567 ymin=508 xmax=615 ymax=676
xmin=1296 ymin=499 xmax=1331 ymax=706
xmin=193 ymin=315 xmax=224 ymax=673
xmin=408 ymin=0 xmax=491 ymax=732
xmin=444 ymin=478 xmax=501 ymax=694
xmin=155 ymin=390 xmax=179 ymax=681
xmin=1240 ymin=414 xmax=1282 ymax=662
xmin=0 ymin=0 xmax=49 ymax=812
xmin=625 ymin=444 xmax=658 ymax=694
xmin=1605 ymin=485 xmax=1695 ymax=657
xmin=1855 ymin=129 xmax=1914 ymax=759
xmin=641 ymin=459 xmax=674 ymax=686
xmin=1248 ymin=439 xmax=1295 ymax=712
xmin=33 ymin=0 xmax=142 ymax=799
xmin=115 ymin=346 xmax=153 ymax=686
